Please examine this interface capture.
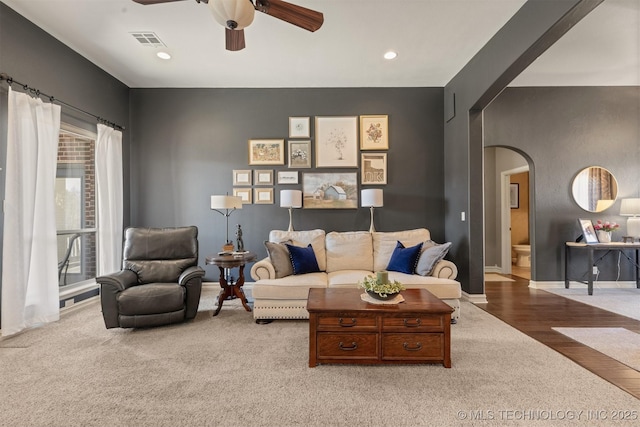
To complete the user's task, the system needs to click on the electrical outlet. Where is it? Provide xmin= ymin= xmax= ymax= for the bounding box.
xmin=592 ymin=266 xmax=599 ymax=275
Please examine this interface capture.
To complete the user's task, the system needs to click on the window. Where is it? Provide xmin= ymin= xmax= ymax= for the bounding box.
xmin=56 ymin=125 xmax=96 ymax=288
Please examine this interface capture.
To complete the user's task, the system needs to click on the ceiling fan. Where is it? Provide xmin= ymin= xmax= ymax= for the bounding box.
xmin=132 ymin=0 xmax=324 ymax=51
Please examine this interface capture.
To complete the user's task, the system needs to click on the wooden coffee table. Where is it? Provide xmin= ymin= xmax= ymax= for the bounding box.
xmin=307 ymin=288 xmax=453 ymax=368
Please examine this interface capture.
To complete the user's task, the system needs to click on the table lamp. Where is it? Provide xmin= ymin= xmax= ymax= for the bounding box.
xmin=280 ymin=189 xmax=302 ymax=231
xmin=620 ymin=198 xmax=640 ymax=239
xmin=211 ymin=195 xmax=242 ymax=251
xmin=361 ymin=189 xmax=383 ymax=233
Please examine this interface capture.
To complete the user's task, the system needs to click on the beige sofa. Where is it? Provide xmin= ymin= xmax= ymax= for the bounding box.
xmin=249 ymin=228 xmax=462 ymax=322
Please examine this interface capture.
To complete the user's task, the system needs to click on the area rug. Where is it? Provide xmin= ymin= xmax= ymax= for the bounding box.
xmin=552 ymin=327 xmax=640 ymax=372
xmin=484 ymin=273 xmax=515 ymax=282
xmin=1 ymin=288 xmax=639 ymax=427
xmin=544 ymin=287 xmax=640 ymax=322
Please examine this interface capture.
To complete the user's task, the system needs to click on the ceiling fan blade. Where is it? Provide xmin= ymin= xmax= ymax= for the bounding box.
xmin=132 ymin=0 xmax=189 ymax=4
xmin=255 ymin=0 xmax=324 ymax=32
xmin=226 ymin=28 xmax=246 ymax=51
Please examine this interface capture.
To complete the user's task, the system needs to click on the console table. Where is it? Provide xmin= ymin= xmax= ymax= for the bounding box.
xmin=564 ymin=242 xmax=640 ymax=295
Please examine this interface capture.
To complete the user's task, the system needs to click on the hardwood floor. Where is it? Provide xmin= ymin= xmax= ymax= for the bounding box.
xmin=477 ymin=276 xmax=640 ymax=400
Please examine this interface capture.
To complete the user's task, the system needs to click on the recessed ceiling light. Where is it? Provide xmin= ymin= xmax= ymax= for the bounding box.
xmin=156 ymin=51 xmax=171 ymax=60
xmin=383 ymin=51 xmax=398 ymax=60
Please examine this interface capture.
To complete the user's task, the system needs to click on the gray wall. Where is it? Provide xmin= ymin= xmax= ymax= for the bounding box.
xmin=485 ymin=86 xmax=640 ymax=281
xmin=129 ymin=88 xmax=445 ymax=281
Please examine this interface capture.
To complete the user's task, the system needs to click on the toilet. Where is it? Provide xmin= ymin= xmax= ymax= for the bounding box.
xmin=512 ymin=244 xmax=531 ymax=267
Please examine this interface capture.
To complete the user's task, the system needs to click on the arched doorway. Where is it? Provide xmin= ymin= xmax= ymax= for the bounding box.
xmin=484 ymin=146 xmax=534 ymax=281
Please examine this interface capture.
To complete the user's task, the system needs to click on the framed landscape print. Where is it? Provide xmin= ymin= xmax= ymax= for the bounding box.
xmin=302 ymin=172 xmax=358 ymax=209
xmin=254 ymin=169 xmax=274 ymax=186
xmin=248 ymin=139 xmax=285 ymax=165
xmin=233 ymin=188 xmax=252 ymax=204
xmin=360 ymin=115 xmax=389 ymax=150
xmin=315 ymin=116 xmax=358 ymax=168
xmin=289 ymin=117 xmax=310 ymax=138
xmin=361 ymin=153 xmax=387 ymax=185
xmin=233 ymin=169 xmax=252 ymax=186
xmin=254 ymin=188 xmax=274 ymax=204
xmin=277 ymin=171 xmax=298 ymax=184
xmin=288 ymin=140 xmax=312 ymax=168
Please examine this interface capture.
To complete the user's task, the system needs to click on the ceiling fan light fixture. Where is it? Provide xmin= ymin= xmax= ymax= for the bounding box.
xmin=209 ymin=0 xmax=255 ymax=30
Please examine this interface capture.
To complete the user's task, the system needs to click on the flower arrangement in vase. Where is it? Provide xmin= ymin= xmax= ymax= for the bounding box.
xmin=593 ymin=220 xmax=619 ymax=243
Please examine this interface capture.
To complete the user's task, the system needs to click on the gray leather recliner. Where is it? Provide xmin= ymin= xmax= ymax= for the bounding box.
xmin=97 ymin=226 xmax=205 ymax=329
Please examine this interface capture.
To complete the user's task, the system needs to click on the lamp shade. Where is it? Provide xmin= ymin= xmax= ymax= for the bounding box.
xmin=620 ymin=198 xmax=640 ymax=216
xmin=361 ymin=189 xmax=383 ymax=208
xmin=280 ymin=190 xmax=302 ymax=208
xmin=211 ymin=195 xmax=242 ymax=210
xmin=209 ymin=0 xmax=255 ymax=30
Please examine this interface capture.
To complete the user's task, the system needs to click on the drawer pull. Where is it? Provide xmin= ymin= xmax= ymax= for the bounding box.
xmin=339 ymin=318 xmax=357 ymax=327
xmin=339 ymin=341 xmax=358 ymax=351
xmin=403 ymin=342 xmax=423 ymax=352
xmin=403 ymin=318 xmax=422 ymax=327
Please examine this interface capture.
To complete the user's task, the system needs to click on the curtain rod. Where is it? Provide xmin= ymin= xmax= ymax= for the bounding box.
xmin=0 ymin=72 xmax=125 ymax=131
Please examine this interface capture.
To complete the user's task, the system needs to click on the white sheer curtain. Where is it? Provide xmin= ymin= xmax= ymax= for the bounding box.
xmin=96 ymin=123 xmax=123 ymax=276
xmin=2 ymin=88 xmax=61 ymax=336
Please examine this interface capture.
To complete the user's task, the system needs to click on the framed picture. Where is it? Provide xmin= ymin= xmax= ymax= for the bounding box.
xmin=360 ymin=115 xmax=389 ymax=150
xmin=361 ymin=153 xmax=387 ymax=185
xmin=233 ymin=169 xmax=252 ymax=186
xmin=510 ymin=183 xmax=519 ymax=209
xmin=254 ymin=188 xmax=274 ymax=204
xmin=233 ymin=188 xmax=252 ymax=204
xmin=289 ymin=117 xmax=310 ymax=138
xmin=578 ymin=218 xmax=599 ymax=244
xmin=277 ymin=170 xmax=298 ymax=184
xmin=315 ymin=116 xmax=358 ymax=168
xmin=288 ymin=140 xmax=312 ymax=168
xmin=254 ymin=169 xmax=274 ymax=186
xmin=248 ymin=139 xmax=285 ymax=165
xmin=302 ymin=172 xmax=358 ymax=209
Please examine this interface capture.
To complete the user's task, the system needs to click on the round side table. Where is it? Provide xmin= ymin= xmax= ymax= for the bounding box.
xmin=205 ymin=252 xmax=257 ymax=316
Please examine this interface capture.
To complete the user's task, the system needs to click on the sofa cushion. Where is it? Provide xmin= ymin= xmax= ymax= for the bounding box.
xmin=287 ymin=244 xmax=321 ymax=275
xmin=387 ymin=272 xmax=462 ymax=299
xmin=269 ymin=229 xmax=326 ymax=271
xmin=264 ymin=240 xmax=293 ymax=278
xmin=386 ymin=241 xmax=423 ymax=274
xmin=372 ymin=228 xmax=431 ymax=272
xmin=327 ymin=270 xmax=376 ymax=287
xmin=416 ymin=241 xmax=452 ymax=276
xmin=325 ymin=231 xmax=373 ymax=273
xmin=252 ymin=272 xmax=328 ymax=300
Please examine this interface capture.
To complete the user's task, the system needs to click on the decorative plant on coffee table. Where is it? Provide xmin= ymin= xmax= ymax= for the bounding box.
xmin=359 ymin=272 xmax=405 ymax=299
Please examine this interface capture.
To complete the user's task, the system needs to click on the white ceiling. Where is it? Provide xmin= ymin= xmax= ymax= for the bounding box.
xmin=2 ymin=0 xmax=639 ymax=88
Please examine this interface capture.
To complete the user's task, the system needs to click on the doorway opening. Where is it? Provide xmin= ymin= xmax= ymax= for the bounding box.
xmin=484 ymin=147 xmax=533 ymax=281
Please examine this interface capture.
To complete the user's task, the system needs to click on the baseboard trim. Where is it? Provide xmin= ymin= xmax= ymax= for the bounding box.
xmin=529 ymin=280 xmax=637 ymax=290
xmin=484 ymin=266 xmax=502 ymax=274
xmin=463 ymin=291 xmax=488 ymax=304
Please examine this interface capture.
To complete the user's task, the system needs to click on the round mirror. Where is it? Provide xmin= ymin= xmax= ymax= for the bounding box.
xmin=571 ymin=166 xmax=618 ymax=212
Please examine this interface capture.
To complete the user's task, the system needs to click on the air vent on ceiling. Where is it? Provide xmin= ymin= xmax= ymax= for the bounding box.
xmin=130 ymin=32 xmax=166 ymax=47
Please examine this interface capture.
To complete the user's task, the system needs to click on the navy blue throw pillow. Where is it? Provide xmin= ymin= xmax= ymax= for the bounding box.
xmin=386 ymin=241 xmax=423 ymax=274
xmin=286 ymin=243 xmax=320 ymax=275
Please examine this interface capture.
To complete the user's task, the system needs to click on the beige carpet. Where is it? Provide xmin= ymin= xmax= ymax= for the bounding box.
xmin=553 ymin=327 xmax=640 ymax=372
xmin=1 ymin=287 xmax=639 ymax=427
xmin=484 ymin=273 xmax=515 ymax=282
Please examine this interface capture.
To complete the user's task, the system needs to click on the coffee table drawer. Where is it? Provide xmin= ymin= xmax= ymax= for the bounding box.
xmin=317 ymin=333 xmax=378 ymax=359
xmin=382 ymin=333 xmax=444 ymax=360
xmin=382 ymin=315 xmax=445 ymax=332
xmin=316 ymin=315 xmax=378 ymax=331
